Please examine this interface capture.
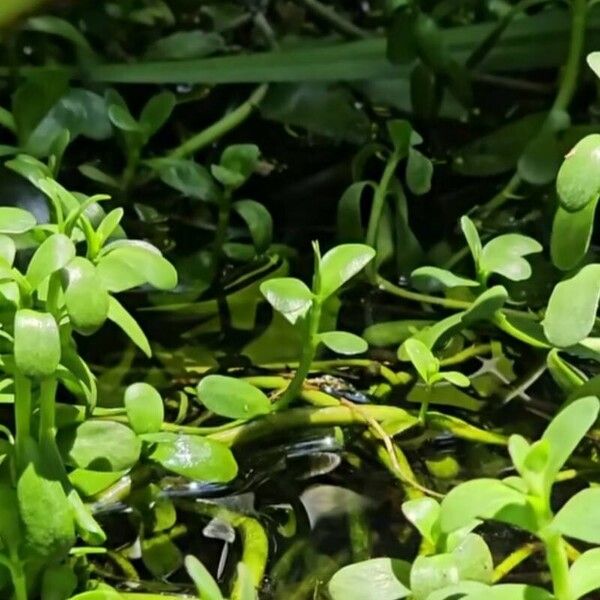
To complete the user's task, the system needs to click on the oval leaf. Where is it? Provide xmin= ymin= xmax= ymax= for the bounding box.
xmin=0 ymin=207 xmax=36 ymax=234
xmin=260 ymin=277 xmax=313 ymax=325
xmin=319 ymin=244 xmax=376 ymax=299
xmin=14 ymin=309 xmax=61 ymax=378
xmin=125 ymin=382 xmax=164 ymax=435
xmin=557 ymin=134 xmax=600 ymax=211
xmin=185 ymin=556 xmax=224 ymax=600
xmin=26 ymin=233 xmax=76 ymax=289
xmin=233 ymin=199 xmax=273 ymax=254
xmin=319 ymin=331 xmax=368 ymax=355
xmin=411 ymin=266 xmax=478 ymax=292
xmin=196 ymin=375 xmax=271 ymax=419
xmin=553 ymin=488 xmax=600 ymax=543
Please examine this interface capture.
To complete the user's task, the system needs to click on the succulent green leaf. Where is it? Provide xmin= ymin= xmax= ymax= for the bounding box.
xmin=58 ymin=420 xmax=141 ymax=471
xmin=479 ymin=234 xmax=542 ymax=281
xmin=0 ymin=206 xmax=37 ymax=234
xmin=184 ymin=555 xmax=224 ymax=600
xmin=410 ymin=554 xmax=461 ymax=600
xmin=552 ymin=488 xmax=600 ymax=543
xmin=196 ymin=375 xmax=271 ymax=419
xmin=212 ymin=144 xmax=260 ymax=189
xmin=0 ymin=483 xmax=22 ymax=549
xmin=406 ymin=147 xmax=433 ymax=195
xmin=460 ymin=584 xmax=554 ymax=600
xmin=543 ymin=264 xmax=600 ymax=347
xmin=140 ymin=91 xmax=175 ymax=137
xmin=233 ymin=200 xmax=273 ymax=254
xmin=41 ymin=563 xmax=78 ymax=600
xmin=436 ymin=371 xmax=471 ymax=387
xmin=541 ymin=396 xmax=599 ymax=481
xmin=125 ymin=382 xmax=164 ymax=434
xmin=462 ymin=286 xmax=508 ymax=325
xmin=108 ymin=104 xmax=141 ymax=132
xmin=401 ymin=497 xmax=440 ymax=545
xmin=14 ymin=309 xmax=61 ymax=378
xmin=440 ymin=479 xmax=532 ymax=533
xmin=461 ymin=216 xmax=482 ymax=264
xmin=26 ymin=233 xmax=75 ymax=289
xmin=260 ymin=277 xmax=313 ymax=325
xmin=569 ymin=548 xmax=600 ymax=599
xmin=95 ymin=208 xmax=125 ymax=249
xmin=410 ymin=266 xmax=478 ymax=292
xmin=62 ymin=257 xmax=110 ymax=335
xmin=318 ymin=244 xmax=375 ymax=299
xmin=551 ymin=199 xmax=597 ymax=271
xmin=319 ymin=331 xmax=368 ymax=355
xmin=147 ymin=432 xmax=238 ymax=482
xmin=0 ymin=235 xmax=16 ymax=265
xmin=154 ymin=158 xmax=220 ymax=202
xmin=387 ymin=120 xmax=413 ymax=158
xmin=556 ymin=134 xmax=600 ymax=211
xmin=404 ymin=338 xmax=439 ymax=383
xmin=328 ymin=558 xmax=411 ymax=600
xmin=107 ymin=296 xmax=151 ymax=357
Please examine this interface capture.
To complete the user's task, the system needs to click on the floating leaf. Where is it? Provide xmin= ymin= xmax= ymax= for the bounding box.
xmin=125 ymin=382 xmax=164 ymax=434
xmin=196 ymin=375 xmax=271 ymax=419
xmin=543 ymin=264 xmax=600 ymax=347
xmin=148 ymin=432 xmax=238 ymax=482
xmin=14 ymin=309 xmax=60 ymax=378
xmin=319 ymin=244 xmax=375 ymax=299
xmin=260 ymin=277 xmax=313 ymax=325
xmin=319 ymin=331 xmax=368 ymax=355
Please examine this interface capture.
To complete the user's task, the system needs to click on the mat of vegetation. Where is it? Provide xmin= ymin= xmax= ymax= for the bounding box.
xmin=1 ymin=1 xmax=600 ymax=599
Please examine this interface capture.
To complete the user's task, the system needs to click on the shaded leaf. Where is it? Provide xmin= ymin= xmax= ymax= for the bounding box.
xmin=551 ymin=199 xmax=597 ymax=271
xmin=233 ymin=200 xmax=273 ymax=254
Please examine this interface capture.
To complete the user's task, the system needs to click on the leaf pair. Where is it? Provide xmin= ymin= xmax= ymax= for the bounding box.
xmin=403 ymin=339 xmax=470 ymax=388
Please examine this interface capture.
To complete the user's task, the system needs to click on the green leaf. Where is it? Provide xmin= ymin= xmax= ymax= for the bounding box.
xmin=26 ymin=233 xmax=76 ymax=289
xmin=556 ymin=134 xmax=600 ymax=211
xmin=461 ymin=216 xmax=482 ymax=264
xmin=233 ymin=200 xmax=273 ymax=254
xmin=108 ymin=104 xmax=141 ymax=132
xmin=436 ymin=371 xmax=471 ymax=387
xmin=319 ymin=331 xmax=368 ymax=355
xmin=387 ymin=11 xmax=418 ymax=65
xmin=0 ymin=483 xmax=22 ymax=549
xmin=196 ymin=375 xmax=271 ymax=419
xmin=184 ymin=555 xmax=224 ymax=600
xmin=125 ymin=382 xmax=164 ymax=435
xmin=260 ymin=277 xmax=313 ymax=325
xmin=440 ymin=479 xmax=532 ymax=533
xmin=107 ymin=296 xmax=152 ymax=357
xmin=569 ymin=548 xmax=600 ymax=599
xmin=212 ymin=144 xmax=260 ymax=189
xmin=410 ymin=266 xmax=479 ymax=292
xmin=479 ymin=234 xmax=542 ymax=281
xmin=553 ymin=488 xmax=600 ymax=543
xmin=146 ymin=31 xmax=225 ymax=60
xmin=462 ymin=286 xmax=508 ymax=325
xmin=99 ymin=242 xmax=178 ymax=291
xmin=551 ymin=199 xmax=597 ymax=271
xmin=0 ymin=207 xmax=37 ymax=234
xmin=62 ymin=257 xmax=110 ymax=335
xmin=541 ymin=396 xmax=599 ymax=481
xmin=329 ymin=558 xmax=411 ymax=600
xmin=14 ymin=309 xmax=61 ymax=378
xmin=140 ymin=91 xmax=175 ymax=137
xmin=387 ymin=120 xmax=413 ymax=158
xmin=461 ymin=584 xmax=554 ymax=600
xmin=401 ymin=497 xmax=440 ymax=545
xmin=0 ymin=235 xmax=16 ymax=266
xmin=147 ymin=432 xmax=238 ymax=482
xmin=95 ymin=208 xmax=125 ymax=249
xmin=153 ymin=158 xmax=219 ymax=202
xmin=41 ymin=563 xmax=78 ymax=600
xmin=404 ymin=338 xmax=439 ymax=383
xmin=318 ymin=244 xmax=375 ymax=299
xmin=450 ymin=533 xmax=493 ymax=583
xmin=363 ymin=319 xmax=433 ymax=347
xmin=542 ymin=264 xmax=600 ymax=347
xmin=58 ymin=420 xmax=141 ymax=471
xmin=337 ymin=181 xmax=375 ymax=242
xmin=410 ymin=554 xmax=461 ymax=600
xmin=69 ymin=469 xmax=126 ymax=498
xmin=406 ymin=147 xmax=433 ymax=195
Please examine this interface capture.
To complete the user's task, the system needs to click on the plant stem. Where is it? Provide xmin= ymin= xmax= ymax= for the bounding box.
xmin=0 ymin=0 xmax=46 ymax=27
xmin=439 ymin=343 xmax=492 ymax=366
xmin=9 ymin=558 xmax=27 ymax=600
xmin=14 ymin=372 xmax=31 ymax=468
xmin=299 ymin=0 xmax=369 ymax=39
xmin=39 ymin=377 xmax=57 ymax=444
xmin=167 ymin=84 xmax=269 ymax=159
xmin=543 ymin=533 xmax=572 ymax=600
xmin=365 ymin=157 xmax=400 ymax=283
xmin=275 ymin=300 xmax=322 ymax=409
xmin=418 ymin=385 xmax=431 ymax=424
xmin=492 ymin=542 xmax=542 ymax=582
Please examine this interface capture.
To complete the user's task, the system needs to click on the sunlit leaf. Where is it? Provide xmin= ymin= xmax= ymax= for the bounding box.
xmin=14 ymin=309 xmax=60 ymax=378
xmin=553 ymin=488 xmax=600 ymax=543
xmin=260 ymin=277 xmax=313 ymax=325
xmin=107 ymin=297 xmax=151 ymax=357
xmin=125 ymin=382 xmax=164 ymax=434
xmin=319 ymin=244 xmax=375 ymax=299
xmin=319 ymin=331 xmax=368 ymax=355
xmin=411 ymin=266 xmax=478 ymax=292
xmin=0 ymin=207 xmax=37 ymax=234
xmin=569 ymin=548 xmax=600 ymax=599
xmin=196 ymin=375 xmax=271 ymax=419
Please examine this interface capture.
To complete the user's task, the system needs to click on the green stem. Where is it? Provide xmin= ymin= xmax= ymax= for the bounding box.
xmin=365 ymin=157 xmax=400 ymax=283
xmin=418 ymin=384 xmax=431 ymax=424
xmin=168 ymin=84 xmax=269 ymax=159
xmin=543 ymin=533 xmax=572 ymax=600
xmin=0 ymin=0 xmax=46 ymax=27
xmin=177 ymin=500 xmax=268 ymax=600
xmin=14 ymin=372 xmax=31 ymax=468
xmin=9 ymin=560 xmax=27 ymax=600
xmin=439 ymin=343 xmax=492 ymax=366
xmin=349 ymin=509 xmax=372 ymax=562
xmin=492 ymin=542 xmax=542 ymax=583
xmin=276 ymin=300 xmax=322 ymax=409
xmin=0 ymin=106 xmax=15 ymax=133
xmin=299 ymin=0 xmax=369 ymax=39
xmin=39 ymin=377 xmax=57 ymax=444
xmin=206 ymin=404 xmax=417 ymax=447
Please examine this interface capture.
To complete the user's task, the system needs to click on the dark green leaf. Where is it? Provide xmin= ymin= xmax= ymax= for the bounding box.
xmin=146 ymin=31 xmax=225 ymax=60
xmin=406 ymin=147 xmax=433 ymax=195
xmin=140 ymin=91 xmax=176 ymax=137
xmin=233 ymin=200 xmax=273 ymax=254
xmin=551 ymin=199 xmax=597 ymax=271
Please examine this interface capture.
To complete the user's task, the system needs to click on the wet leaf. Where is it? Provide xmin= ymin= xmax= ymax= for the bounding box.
xmin=543 ymin=264 xmax=600 ymax=347
xmin=319 ymin=331 xmax=368 ymax=355
xmin=556 ymin=134 xmax=600 ymax=211
xmin=196 ymin=375 xmax=271 ymax=419
xmin=318 ymin=244 xmax=375 ymax=300
xmin=58 ymin=420 xmax=141 ymax=471
xmin=14 ymin=309 xmax=61 ymax=378
xmin=328 ymin=558 xmax=411 ymax=600
xmin=260 ymin=277 xmax=313 ymax=325
xmin=125 ymin=382 xmax=164 ymax=434
xmin=148 ymin=432 xmax=238 ymax=482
